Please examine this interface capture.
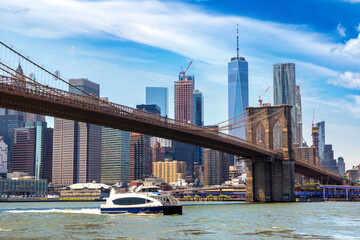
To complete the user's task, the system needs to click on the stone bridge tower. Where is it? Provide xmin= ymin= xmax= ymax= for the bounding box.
xmin=245 ymin=105 xmax=295 ymax=202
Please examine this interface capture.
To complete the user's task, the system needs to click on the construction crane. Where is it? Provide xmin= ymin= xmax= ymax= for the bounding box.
xmin=179 ymin=60 xmax=193 ymax=78
xmin=259 ymin=86 xmax=270 ymax=106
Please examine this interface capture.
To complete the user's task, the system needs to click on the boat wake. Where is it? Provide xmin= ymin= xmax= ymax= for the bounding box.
xmin=7 ymin=208 xmax=101 ymax=214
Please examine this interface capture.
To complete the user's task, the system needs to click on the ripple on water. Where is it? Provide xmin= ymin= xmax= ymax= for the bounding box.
xmin=238 ymin=229 xmax=333 ymax=239
xmin=176 ymin=229 xmax=215 ymax=236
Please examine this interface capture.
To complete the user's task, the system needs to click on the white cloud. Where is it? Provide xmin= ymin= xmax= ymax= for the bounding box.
xmin=343 ymin=95 xmax=360 ymax=118
xmin=357 ymin=23 xmax=360 ymax=32
xmin=0 ymin=0 xmax=342 ymax=66
xmin=328 ymin=71 xmax=360 ymax=89
xmin=337 ymin=23 xmax=346 ymax=37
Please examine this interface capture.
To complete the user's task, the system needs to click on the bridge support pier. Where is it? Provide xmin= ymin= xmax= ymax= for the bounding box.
xmin=246 ymin=158 xmax=295 ymax=202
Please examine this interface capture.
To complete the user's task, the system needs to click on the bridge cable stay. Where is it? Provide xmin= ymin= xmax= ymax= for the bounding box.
xmin=219 ymin=108 xmax=284 ymax=132
xmin=289 ymin=114 xmax=308 ymax=147
xmin=205 ymin=110 xmax=247 ymax=128
xmin=203 ymin=109 xmax=267 ymax=132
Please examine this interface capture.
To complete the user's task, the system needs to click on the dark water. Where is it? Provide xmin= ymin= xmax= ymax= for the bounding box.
xmin=0 ymin=201 xmax=360 ymax=239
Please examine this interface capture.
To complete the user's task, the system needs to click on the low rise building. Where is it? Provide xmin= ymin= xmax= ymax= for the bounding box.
xmin=0 ymin=178 xmax=48 ymax=196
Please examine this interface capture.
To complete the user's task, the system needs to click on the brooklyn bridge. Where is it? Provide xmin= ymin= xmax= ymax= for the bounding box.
xmin=0 ymin=40 xmax=348 ymax=202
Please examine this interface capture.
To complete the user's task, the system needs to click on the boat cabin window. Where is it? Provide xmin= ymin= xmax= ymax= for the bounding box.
xmin=141 ymin=188 xmax=158 ymax=192
xmin=113 ymin=197 xmax=149 ymax=205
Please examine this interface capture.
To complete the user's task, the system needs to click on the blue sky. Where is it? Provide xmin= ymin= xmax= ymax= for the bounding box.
xmin=1 ymin=0 xmax=360 ymax=168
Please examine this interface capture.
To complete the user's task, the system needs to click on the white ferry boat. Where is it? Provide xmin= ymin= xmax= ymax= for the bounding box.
xmin=100 ymin=186 xmax=182 ymax=215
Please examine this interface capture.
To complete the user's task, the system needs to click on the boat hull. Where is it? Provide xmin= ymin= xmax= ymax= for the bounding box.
xmin=163 ymin=205 xmax=182 ymax=215
xmin=101 ymin=205 xmax=182 ymax=215
xmin=101 ymin=206 xmax=163 ymax=214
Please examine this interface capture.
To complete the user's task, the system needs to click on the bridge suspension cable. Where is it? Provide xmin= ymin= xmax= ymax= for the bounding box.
xmin=0 ymin=40 xmax=114 ymax=109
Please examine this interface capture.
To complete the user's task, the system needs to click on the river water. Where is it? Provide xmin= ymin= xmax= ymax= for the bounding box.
xmin=0 ymin=201 xmax=359 ymax=239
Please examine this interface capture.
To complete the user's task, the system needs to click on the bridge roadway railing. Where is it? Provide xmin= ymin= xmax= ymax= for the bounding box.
xmin=0 ymin=75 xmax=280 ymax=157
xmin=294 ymin=155 xmax=345 ymax=183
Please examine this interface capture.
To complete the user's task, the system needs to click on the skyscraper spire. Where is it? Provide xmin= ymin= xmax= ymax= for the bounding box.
xmin=237 ymin=23 xmax=239 ymax=58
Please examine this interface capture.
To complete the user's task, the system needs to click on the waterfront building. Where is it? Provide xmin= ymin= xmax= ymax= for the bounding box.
xmin=52 ymin=78 xmax=101 ymax=186
xmin=0 ymin=178 xmax=48 ymax=196
xmin=101 ymin=127 xmax=130 ymax=184
xmin=346 ymin=168 xmax=359 ymax=182
xmin=273 ymin=63 xmax=298 ymax=143
xmin=136 ymin=104 xmax=161 ymax=115
xmin=130 ymin=133 xmax=151 ymax=181
xmin=0 ymin=137 xmax=8 ymax=174
xmin=152 ymin=160 xmax=186 ymax=184
xmin=12 ymin=122 xmax=53 ymax=181
xmin=146 ymin=87 xmax=169 ymax=117
xmin=203 ymin=148 xmax=230 ymax=186
xmin=193 ymin=90 xmax=204 ymax=165
xmin=174 ymin=74 xmax=194 ymax=176
xmin=316 ymin=121 xmax=325 ymax=164
xmin=0 ymin=115 xmax=24 ymax=171
xmin=337 ymin=157 xmax=346 ymax=176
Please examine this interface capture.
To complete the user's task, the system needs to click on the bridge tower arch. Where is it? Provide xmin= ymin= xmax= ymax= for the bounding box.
xmin=245 ymin=105 xmax=295 ymax=202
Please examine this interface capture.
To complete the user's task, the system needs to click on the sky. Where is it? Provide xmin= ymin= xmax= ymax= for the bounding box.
xmin=0 ymin=0 xmax=360 ymax=168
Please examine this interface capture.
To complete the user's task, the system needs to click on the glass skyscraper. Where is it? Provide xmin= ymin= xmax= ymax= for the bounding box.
xmin=193 ymin=90 xmax=204 ymax=165
xmin=273 ymin=63 xmax=298 ymax=143
xmin=146 ymin=87 xmax=168 ymax=117
xmin=101 ymin=127 xmax=130 ymax=184
xmin=228 ymin=56 xmax=248 ymax=139
xmin=0 ymin=115 xmax=24 ymax=172
xmin=316 ymin=121 xmax=325 ymax=164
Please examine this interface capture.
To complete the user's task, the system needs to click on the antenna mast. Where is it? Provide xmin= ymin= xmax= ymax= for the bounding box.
xmin=237 ymin=23 xmax=239 ymax=58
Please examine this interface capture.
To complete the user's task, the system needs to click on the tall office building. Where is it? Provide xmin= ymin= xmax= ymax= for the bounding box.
xmin=12 ymin=122 xmax=53 ymax=180
xmin=316 ymin=121 xmax=325 ymax=164
xmin=69 ymin=78 xmax=100 ymax=97
xmin=203 ymin=148 xmax=230 ymax=186
xmin=273 ymin=63 xmax=298 ymax=143
xmin=146 ymin=87 xmax=169 ymax=117
xmin=323 ymin=144 xmax=339 ymax=174
xmin=152 ymin=160 xmax=186 ymax=184
xmin=0 ymin=137 xmax=8 ymax=174
xmin=174 ymin=74 xmax=194 ymax=176
xmin=295 ymin=85 xmax=303 ymax=144
xmin=193 ymin=90 xmax=204 ymax=127
xmin=52 ymin=78 xmax=101 ymax=186
xmin=136 ymin=104 xmax=161 ymax=115
xmin=312 ymin=126 xmax=319 ymax=157
xmin=101 ymin=127 xmax=130 ymax=184
xmin=0 ymin=115 xmax=24 ymax=171
xmin=175 ymin=75 xmax=194 ymax=123
xmin=337 ymin=157 xmax=345 ymax=176
xmin=130 ymin=133 xmax=151 ymax=181
xmin=193 ymin=90 xmax=204 ymax=165
xmin=273 ymin=63 xmax=297 ymax=142
xmin=228 ymin=27 xmax=248 ymax=139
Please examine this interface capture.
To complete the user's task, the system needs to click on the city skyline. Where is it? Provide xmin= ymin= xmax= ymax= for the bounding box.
xmin=0 ymin=0 xmax=359 ymax=167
